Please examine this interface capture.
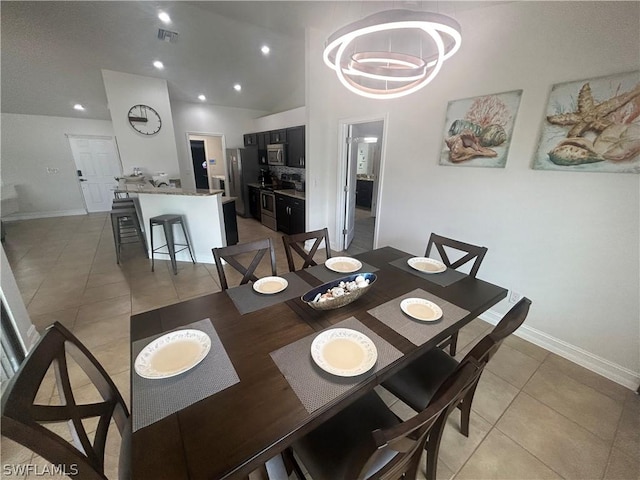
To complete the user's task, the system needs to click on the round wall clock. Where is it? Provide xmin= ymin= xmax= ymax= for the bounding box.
xmin=127 ymin=104 xmax=162 ymax=135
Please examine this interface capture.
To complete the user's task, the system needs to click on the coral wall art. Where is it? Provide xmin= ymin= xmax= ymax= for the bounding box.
xmin=533 ymin=71 xmax=640 ymax=173
xmin=439 ymin=90 xmax=522 ymax=168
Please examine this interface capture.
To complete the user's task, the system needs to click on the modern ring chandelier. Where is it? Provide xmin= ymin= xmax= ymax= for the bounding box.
xmin=323 ymin=9 xmax=462 ymax=99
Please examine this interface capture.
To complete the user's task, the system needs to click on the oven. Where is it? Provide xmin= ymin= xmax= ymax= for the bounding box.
xmin=260 ymin=189 xmax=277 ymax=230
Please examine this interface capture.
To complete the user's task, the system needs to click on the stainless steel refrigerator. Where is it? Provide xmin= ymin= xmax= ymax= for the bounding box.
xmin=227 ymin=148 xmax=260 ymax=217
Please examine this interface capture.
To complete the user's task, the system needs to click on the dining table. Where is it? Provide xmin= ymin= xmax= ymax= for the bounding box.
xmin=130 ymin=246 xmax=507 ymax=480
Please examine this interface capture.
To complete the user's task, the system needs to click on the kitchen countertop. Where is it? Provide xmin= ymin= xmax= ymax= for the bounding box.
xmin=115 ymin=185 xmax=224 ymax=197
xmin=247 ymin=183 xmax=305 ymax=200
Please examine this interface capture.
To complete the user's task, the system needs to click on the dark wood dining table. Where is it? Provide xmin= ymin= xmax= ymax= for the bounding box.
xmin=130 ymin=246 xmax=507 ymax=479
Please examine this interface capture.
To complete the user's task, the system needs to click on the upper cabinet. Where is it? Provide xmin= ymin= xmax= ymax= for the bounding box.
xmin=269 ymin=129 xmax=287 ymax=144
xmin=243 ymin=133 xmax=258 ymax=147
xmin=286 ymin=126 xmax=305 ymax=168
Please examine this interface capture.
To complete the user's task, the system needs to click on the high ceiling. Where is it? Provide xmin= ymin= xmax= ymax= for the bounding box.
xmin=1 ymin=1 xmax=503 ymax=120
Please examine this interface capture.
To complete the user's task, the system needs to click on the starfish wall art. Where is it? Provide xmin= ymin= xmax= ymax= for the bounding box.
xmin=533 ymin=71 xmax=640 ymax=173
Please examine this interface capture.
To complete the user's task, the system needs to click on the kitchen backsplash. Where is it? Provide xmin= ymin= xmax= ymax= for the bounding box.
xmin=268 ymin=165 xmax=305 ymax=183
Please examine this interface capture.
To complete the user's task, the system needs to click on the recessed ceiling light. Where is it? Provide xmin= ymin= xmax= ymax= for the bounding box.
xmin=153 ymin=60 xmax=164 ymax=70
xmin=233 ymin=84 xmax=242 ymax=92
xmin=198 ymin=94 xmax=206 ymax=101
xmin=158 ymin=12 xmax=171 ymax=24
xmin=261 ymin=45 xmax=270 ymax=55
xmin=73 ymin=104 xmax=85 ymax=111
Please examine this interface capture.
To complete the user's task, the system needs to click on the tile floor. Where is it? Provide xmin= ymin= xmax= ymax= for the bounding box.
xmin=1 ymin=213 xmax=638 ymax=480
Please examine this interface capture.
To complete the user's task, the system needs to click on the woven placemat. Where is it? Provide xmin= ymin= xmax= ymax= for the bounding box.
xmin=132 ymin=318 xmax=240 ymax=432
xmin=389 ymin=256 xmax=467 ymax=287
xmin=270 ymin=317 xmax=402 ymax=413
xmin=306 ymin=260 xmax=379 ymax=283
xmin=367 ymin=288 xmax=470 ymax=347
xmin=226 ymin=272 xmax=313 ymax=315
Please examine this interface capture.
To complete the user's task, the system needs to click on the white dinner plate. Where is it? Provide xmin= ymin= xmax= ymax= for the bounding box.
xmin=253 ymin=276 xmax=288 ymax=294
xmin=310 ymin=328 xmax=377 ymax=377
xmin=400 ymin=298 xmax=443 ymax=322
xmin=325 ymin=257 xmax=363 ymax=273
xmin=407 ymin=257 xmax=447 ymax=274
xmin=134 ymin=329 xmax=211 ymax=379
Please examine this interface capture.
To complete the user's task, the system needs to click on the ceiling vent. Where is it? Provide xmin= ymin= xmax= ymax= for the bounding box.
xmin=157 ymin=29 xmax=179 ymax=43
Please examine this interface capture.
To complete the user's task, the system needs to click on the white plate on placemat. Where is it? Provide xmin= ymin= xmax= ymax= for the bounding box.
xmin=407 ymin=257 xmax=446 ymax=274
xmin=325 ymin=257 xmax=363 ymax=273
xmin=253 ymin=276 xmax=288 ymax=294
xmin=311 ymin=328 xmax=377 ymax=377
xmin=400 ymin=298 xmax=443 ymax=322
xmin=135 ymin=330 xmax=211 ymax=379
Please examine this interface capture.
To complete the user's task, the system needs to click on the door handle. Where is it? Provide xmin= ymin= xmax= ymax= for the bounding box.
xmin=79 ymin=179 xmax=88 ymax=182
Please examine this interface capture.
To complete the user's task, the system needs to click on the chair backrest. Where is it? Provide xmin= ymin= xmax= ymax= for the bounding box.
xmin=1 ymin=322 xmax=130 ymax=480
xmin=465 ymin=297 xmax=532 ymax=365
xmin=425 ymin=233 xmax=488 ymax=278
xmin=212 ymin=237 xmax=277 ymax=290
xmin=282 ymin=228 xmax=331 ymax=272
xmin=348 ymin=360 xmax=483 ymax=480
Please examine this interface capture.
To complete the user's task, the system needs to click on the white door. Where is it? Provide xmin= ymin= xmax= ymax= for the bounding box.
xmin=343 ymin=126 xmax=359 ymax=248
xmin=68 ymin=136 xmax=121 ymax=212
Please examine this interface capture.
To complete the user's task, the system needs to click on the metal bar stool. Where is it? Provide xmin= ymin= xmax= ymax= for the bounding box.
xmin=110 ymin=207 xmax=147 ymax=264
xmin=149 ymin=214 xmax=195 ymax=275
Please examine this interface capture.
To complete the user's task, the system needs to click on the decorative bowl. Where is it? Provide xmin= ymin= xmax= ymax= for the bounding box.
xmin=301 ymin=273 xmax=377 ymax=311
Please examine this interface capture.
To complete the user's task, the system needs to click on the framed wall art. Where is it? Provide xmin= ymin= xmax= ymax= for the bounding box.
xmin=439 ymin=90 xmax=522 ymax=168
xmin=532 ymin=71 xmax=640 ymax=173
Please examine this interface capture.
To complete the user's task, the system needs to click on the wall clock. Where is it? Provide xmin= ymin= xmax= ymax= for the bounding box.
xmin=127 ymin=104 xmax=162 ymax=135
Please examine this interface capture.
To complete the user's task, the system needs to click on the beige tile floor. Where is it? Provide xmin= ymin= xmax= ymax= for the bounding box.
xmin=2 ymin=213 xmax=638 ymax=480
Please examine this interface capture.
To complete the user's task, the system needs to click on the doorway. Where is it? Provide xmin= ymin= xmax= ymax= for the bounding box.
xmin=68 ymin=135 xmax=122 ymax=212
xmin=187 ymin=133 xmax=226 ymax=192
xmin=339 ymin=119 xmax=385 ymax=254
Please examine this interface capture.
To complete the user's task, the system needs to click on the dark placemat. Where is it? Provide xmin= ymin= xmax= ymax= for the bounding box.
xmin=226 ymin=272 xmax=313 ymax=315
xmin=270 ymin=317 xmax=402 ymax=413
xmin=368 ymin=288 xmax=470 ymax=346
xmin=306 ymin=260 xmax=379 ymax=283
xmin=389 ymin=256 xmax=467 ymax=287
xmin=132 ymin=318 xmax=239 ymax=432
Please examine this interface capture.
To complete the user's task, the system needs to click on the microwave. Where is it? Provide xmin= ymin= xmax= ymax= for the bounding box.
xmin=267 ymin=144 xmax=286 ymax=166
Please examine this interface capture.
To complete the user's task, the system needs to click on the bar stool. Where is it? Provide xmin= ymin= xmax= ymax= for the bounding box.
xmin=149 ymin=214 xmax=195 ymax=275
xmin=110 ymin=207 xmax=147 ymax=264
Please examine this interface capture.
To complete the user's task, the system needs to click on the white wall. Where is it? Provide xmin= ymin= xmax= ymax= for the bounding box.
xmin=306 ymin=2 xmax=640 ymax=387
xmin=102 ymin=70 xmax=180 ymax=178
xmin=253 ymin=106 xmax=307 ymax=132
xmin=171 ymin=101 xmax=267 ymax=189
xmin=1 ymin=113 xmax=114 ymax=217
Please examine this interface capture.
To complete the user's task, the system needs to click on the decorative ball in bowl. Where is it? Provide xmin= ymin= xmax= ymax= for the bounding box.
xmin=301 ymin=273 xmax=377 ymax=311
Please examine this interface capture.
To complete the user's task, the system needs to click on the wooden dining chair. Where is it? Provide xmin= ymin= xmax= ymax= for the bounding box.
xmin=1 ymin=322 xmax=131 ymax=480
xmin=426 ymin=233 xmax=488 ymax=356
xmin=212 ymin=238 xmax=277 ymax=290
xmin=286 ymin=359 xmax=483 ymax=480
xmin=381 ymin=297 xmax=531 ymax=478
xmin=281 ymin=227 xmax=331 ymax=272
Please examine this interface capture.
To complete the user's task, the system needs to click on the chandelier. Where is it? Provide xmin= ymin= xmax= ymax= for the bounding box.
xmin=323 ymin=9 xmax=462 ymax=99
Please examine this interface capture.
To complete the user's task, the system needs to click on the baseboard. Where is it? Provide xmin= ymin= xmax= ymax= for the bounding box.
xmin=2 ymin=209 xmax=87 ymax=221
xmin=479 ymin=309 xmax=640 ymax=391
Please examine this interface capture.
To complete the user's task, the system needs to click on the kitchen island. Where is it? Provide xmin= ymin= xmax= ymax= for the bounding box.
xmin=115 ymin=185 xmax=232 ymax=264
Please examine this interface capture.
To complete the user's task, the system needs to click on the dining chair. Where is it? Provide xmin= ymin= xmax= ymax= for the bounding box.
xmin=282 ymin=227 xmax=332 ymax=272
xmin=426 ymin=233 xmax=488 ymax=356
xmin=1 ymin=322 xmax=131 ymax=480
xmin=381 ymin=297 xmax=531 ymax=478
xmin=286 ymin=359 xmax=483 ymax=480
xmin=212 ymin=238 xmax=277 ymax=290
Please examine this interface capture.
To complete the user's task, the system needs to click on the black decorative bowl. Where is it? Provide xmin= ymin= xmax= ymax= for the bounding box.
xmin=301 ymin=273 xmax=377 ymax=310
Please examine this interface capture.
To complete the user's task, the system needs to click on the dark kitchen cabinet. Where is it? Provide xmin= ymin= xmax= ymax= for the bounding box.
xmin=276 ymin=194 xmax=305 ymax=235
xmin=286 ymin=126 xmax=305 ymax=168
xmin=222 ymin=199 xmax=239 ymax=246
xmin=258 ymin=132 xmax=269 ymax=150
xmin=270 ymin=129 xmax=287 ymax=144
xmin=243 ymin=133 xmax=258 ymax=147
xmin=248 ymin=185 xmax=261 ymax=220
xmin=356 ymin=179 xmax=373 ymax=208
